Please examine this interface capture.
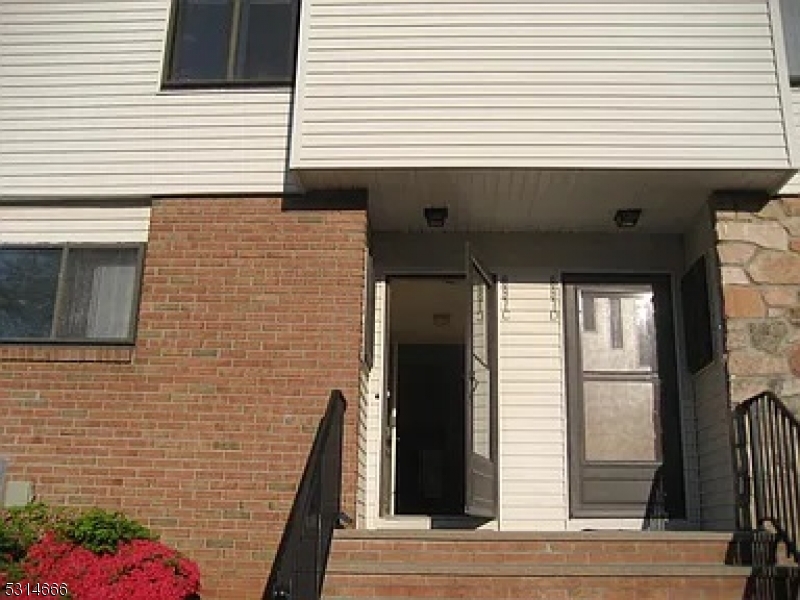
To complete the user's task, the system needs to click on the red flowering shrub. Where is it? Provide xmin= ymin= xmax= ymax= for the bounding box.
xmin=0 ymin=506 xmax=201 ymax=600
xmin=19 ymin=533 xmax=200 ymax=600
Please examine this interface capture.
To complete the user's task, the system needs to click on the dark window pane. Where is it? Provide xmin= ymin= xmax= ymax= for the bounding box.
xmin=0 ymin=249 xmax=61 ymax=339
xmin=681 ymin=256 xmax=713 ymax=374
xmin=56 ymin=249 xmax=139 ymax=341
xmin=609 ymin=296 xmax=623 ymax=349
xmin=171 ymin=0 xmax=233 ymax=81
xmin=237 ymin=0 xmax=296 ymax=81
xmin=781 ymin=0 xmax=800 ymax=82
xmin=581 ymin=292 xmax=596 ymax=331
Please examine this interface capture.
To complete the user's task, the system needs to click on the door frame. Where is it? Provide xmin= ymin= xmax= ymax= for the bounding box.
xmin=379 ymin=273 xmax=464 ymax=520
xmin=563 ymin=272 xmax=686 ymax=520
xmin=376 ymin=271 xmax=500 ymax=528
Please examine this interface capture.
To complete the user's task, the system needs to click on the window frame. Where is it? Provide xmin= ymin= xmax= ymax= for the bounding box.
xmin=0 ymin=243 xmax=146 ymax=346
xmin=780 ymin=0 xmax=800 ymax=86
xmin=162 ymin=0 xmax=301 ymax=89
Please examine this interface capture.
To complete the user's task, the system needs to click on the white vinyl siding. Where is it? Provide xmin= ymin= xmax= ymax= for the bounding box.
xmin=0 ymin=1 xmax=292 ymax=197
xmin=779 ymin=90 xmax=800 ymax=195
xmin=292 ymin=0 xmax=792 ymax=170
xmin=498 ymin=279 xmax=567 ymax=530
xmin=0 ymin=205 xmax=151 ymax=243
xmin=693 ymin=361 xmax=736 ymax=529
xmin=683 ymin=206 xmax=736 ymax=530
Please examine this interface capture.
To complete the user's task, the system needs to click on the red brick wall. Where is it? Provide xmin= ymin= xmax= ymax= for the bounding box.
xmin=0 ymin=198 xmax=367 ymax=600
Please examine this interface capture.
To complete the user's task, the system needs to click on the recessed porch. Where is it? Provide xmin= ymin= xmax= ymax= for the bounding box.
xmin=298 ymin=167 xmax=771 ymax=534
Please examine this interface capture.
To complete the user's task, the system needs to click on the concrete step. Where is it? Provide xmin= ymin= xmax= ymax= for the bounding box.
xmin=322 ymin=570 xmax=752 ymax=600
xmin=328 ymin=529 xmax=750 ymax=567
xmin=321 ymin=530 xmax=770 ymax=600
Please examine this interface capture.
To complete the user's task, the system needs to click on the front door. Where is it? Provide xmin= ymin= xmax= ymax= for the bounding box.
xmin=564 ymin=274 xmax=685 ymax=521
xmin=378 ymin=250 xmax=499 ymax=522
xmin=464 ymin=249 xmax=498 ymax=519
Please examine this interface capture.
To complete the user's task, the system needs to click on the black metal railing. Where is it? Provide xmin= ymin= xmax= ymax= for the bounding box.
xmin=263 ymin=390 xmax=347 ymax=600
xmin=733 ymin=391 xmax=800 ymax=564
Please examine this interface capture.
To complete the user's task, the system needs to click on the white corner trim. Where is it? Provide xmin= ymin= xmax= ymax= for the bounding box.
xmin=768 ymin=0 xmax=800 ymax=166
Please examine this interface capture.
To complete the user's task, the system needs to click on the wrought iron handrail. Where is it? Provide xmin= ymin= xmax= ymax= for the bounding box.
xmin=733 ymin=391 xmax=799 ymax=564
xmin=263 ymin=390 xmax=347 ymax=600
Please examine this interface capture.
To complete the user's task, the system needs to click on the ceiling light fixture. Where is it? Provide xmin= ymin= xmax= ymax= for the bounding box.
xmin=423 ymin=206 xmax=449 ymax=228
xmin=614 ymin=208 xmax=642 ymax=229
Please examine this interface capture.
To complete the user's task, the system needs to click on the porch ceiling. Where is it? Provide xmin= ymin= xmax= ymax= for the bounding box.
xmin=295 ymin=168 xmax=791 ymax=234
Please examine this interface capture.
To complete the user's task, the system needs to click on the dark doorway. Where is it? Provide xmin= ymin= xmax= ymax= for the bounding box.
xmin=381 ymin=264 xmax=498 ymax=521
xmin=381 ymin=276 xmax=470 ymax=517
xmin=395 ymin=343 xmax=465 ymax=515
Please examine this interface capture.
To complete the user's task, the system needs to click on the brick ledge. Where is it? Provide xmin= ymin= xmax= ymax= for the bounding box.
xmin=327 ymin=561 xmax=753 ymax=578
xmin=0 ymin=345 xmax=134 ymax=364
xmin=335 ymin=529 xmax=740 ymax=542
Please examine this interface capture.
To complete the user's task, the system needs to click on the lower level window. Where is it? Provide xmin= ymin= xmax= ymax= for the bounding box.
xmin=0 ymin=245 xmax=144 ymax=343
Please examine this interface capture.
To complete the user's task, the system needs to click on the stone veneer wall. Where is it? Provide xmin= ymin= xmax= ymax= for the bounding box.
xmin=715 ymin=196 xmax=800 ymax=415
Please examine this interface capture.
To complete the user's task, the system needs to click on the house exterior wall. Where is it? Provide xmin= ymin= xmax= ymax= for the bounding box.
xmin=716 ymin=196 xmax=800 ymax=415
xmin=362 ymin=232 xmax=702 ymax=531
xmin=0 ymin=198 xmax=368 ymax=600
xmin=291 ymin=0 xmax=795 ymax=171
xmin=497 ymin=274 xmax=566 ymax=530
xmin=0 ymin=205 xmax=151 ymax=243
xmin=683 ymin=205 xmax=737 ymax=530
xmin=0 ymin=0 xmax=796 ymax=579
xmin=0 ymin=1 xmax=293 ymax=197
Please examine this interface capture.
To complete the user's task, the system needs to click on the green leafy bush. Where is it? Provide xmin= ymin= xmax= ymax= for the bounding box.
xmin=0 ymin=503 xmax=156 ymax=558
xmin=60 ymin=507 xmax=156 ymax=554
xmin=0 ymin=503 xmax=75 ymax=584
xmin=1 ymin=503 xmax=75 ymax=560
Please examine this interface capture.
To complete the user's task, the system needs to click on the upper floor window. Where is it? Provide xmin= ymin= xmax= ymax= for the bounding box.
xmin=781 ymin=0 xmax=800 ymax=84
xmin=164 ymin=0 xmax=299 ymax=87
xmin=0 ymin=246 xmax=144 ymax=344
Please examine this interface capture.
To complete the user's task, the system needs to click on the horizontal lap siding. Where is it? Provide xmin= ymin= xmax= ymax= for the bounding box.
xmin=780 ymin=90 xmax=800 ymax=194
xmin=683 ymin=208 xmax=736 ymax=530
xmin=499 ymin=280 xmax=568 ymax=530
xmin=693 ymin=361 xmax=736 ymax=529
xmin=293 ymin=0 xmax=790 ymax=170
xmin=0 ymin=1 xmax=291 ymax=197
xmin=0 ymin=205 xmax=151 ymax=243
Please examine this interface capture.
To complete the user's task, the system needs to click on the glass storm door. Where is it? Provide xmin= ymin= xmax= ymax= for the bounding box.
xmin=464 ymin=249 xmax=498 ymax=518
xmin=564 ymin=275 xmax=685 ymax=521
